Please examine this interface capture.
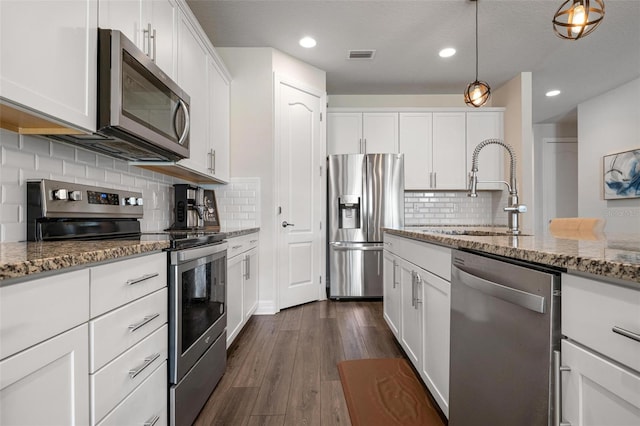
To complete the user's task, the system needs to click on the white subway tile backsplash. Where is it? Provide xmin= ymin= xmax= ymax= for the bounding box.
xmin=0 ymin=130 xmax=182 ymax=242
xmin=404 ymin=190 xmax=506 ymax=226
xmin=204 ymin=177 xmax=261 ymax=229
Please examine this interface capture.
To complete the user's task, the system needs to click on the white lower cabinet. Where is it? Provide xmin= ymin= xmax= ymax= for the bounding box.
xmin=0 ymin=252 xmax=168 ymax=426
xmin=226 ymin=232 xmax=260 ymax=347
xmin=382 ymin=250 xmax=401 ymax=339
xmin=561 ymin=339 xmax=640 ymax=425
xmin=383 ymin=232 xmax=451 ymax=417
xmin=0 ymin=324 xmax=89 ymax=425
xmin=560 ymin=273 xmax=640 ymax=425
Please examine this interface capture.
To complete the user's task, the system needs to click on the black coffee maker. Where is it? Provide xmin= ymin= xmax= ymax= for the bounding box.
xmin=173 ymin=184 xmax=219 ymax=230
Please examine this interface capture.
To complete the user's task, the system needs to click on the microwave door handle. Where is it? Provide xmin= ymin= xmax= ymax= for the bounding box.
xmin=175 ymin=99 xmax=190 ymax=146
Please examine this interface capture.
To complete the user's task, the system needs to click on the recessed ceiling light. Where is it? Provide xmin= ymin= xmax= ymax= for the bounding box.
xmin=439 ymin=47 xmax=456 ymax=58
xmin=299 ymin=36 xmax=317 ymax=48
xmin=546 ymin=90 xmax=561 ymax=97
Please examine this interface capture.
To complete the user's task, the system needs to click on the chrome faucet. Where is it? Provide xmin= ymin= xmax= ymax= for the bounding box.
xmin=468 ymin=138 xmax=527 ymax=235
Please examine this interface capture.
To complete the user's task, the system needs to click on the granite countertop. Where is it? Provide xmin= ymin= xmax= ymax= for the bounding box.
xmin=0 ymin=227 xmax=261 ymax=282
xmin=385 ymin=226 xmax=640 ymax=284
xmin=0 ymin=236 xmax=171 ymax=282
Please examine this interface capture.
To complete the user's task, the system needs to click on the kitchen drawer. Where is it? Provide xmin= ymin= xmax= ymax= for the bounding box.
xmin=97 ymin=360 xmax=167 ymax=426
xmin=89 ymin=288 xmax=167 ymax=372
xmin=0 ymin=269 xmax=89 ymax=360
xmin=90 ymin=252 xmax=167 ymax=318
xmin=91 ymin=325 xmax=167 ymax=424
xmin=227 ymin=232 xmax=259 ymax=258
xmin=383 ymin=233 xmax=451 ymax=281
xmin=562 ymin=273 xmax=640 ymax=372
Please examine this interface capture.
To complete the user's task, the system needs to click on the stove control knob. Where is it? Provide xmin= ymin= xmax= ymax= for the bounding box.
xmin=53 ymin=189 xmax=68 ymax=200
xmin=136 ymin=197 xmax=144 ymax=206
xmin=68 ymin=190 xmax=82 ymax=201
xmin=125 ymin=196 xmax=138 ymax=206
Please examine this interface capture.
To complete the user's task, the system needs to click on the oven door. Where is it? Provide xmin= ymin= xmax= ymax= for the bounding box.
xmin=169 ymin=242 xmax=227 ymax=384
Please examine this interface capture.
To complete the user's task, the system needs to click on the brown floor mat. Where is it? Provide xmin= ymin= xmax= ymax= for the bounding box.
xmin=337 ymin=358 xmax=445 ymax=426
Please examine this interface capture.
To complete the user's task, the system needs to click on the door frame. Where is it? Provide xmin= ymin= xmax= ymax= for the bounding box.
xmin=273 ymin=73 xmax=327 ymax=312
xmin=541 ymin=137 xmax=578 ymax=231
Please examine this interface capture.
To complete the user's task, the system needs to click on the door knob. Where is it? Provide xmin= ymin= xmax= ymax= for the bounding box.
xmin=282 ymin=221 xmax=295 ymax=228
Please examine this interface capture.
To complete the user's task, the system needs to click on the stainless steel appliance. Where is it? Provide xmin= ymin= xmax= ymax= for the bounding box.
xmin=168 ymin=239 xmax=227 ymax=426
xmin=327 ymin=153 xmax=404 ymax=298
xmin=47 ymin=29 xmax=190 ymax=162
xmin=27 ymin=179 xmax=228 ymax=426
xmin=450 ymin=250 xmax=561 ymax=425
xmin=172 ymin=184 xmax=220 ymax=231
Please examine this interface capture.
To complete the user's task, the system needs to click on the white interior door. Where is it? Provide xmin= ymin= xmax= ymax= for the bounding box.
xmin=542 ymin=138 xmax=578 ymax=227
xmin=276 ymin=77 xmax=324 ymax=310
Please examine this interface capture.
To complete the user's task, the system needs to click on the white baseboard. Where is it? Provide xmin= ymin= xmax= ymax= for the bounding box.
xmin=254 ymin=300 xmax=277 ymax=315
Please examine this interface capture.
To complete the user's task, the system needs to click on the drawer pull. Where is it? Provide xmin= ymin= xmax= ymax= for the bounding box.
xmin=612 ymin=326 xmax=640 ymax=343
xmin=144 ymin=415 xmax=160 ymax=426
xmin=128 ymin=352 xmax=161 ymax=379
xmin=232 ymin=245 xmax=243 ymax=250
xmin=128 ymin=313 xmax=160 ymax=333
xmin=126 ymin=272 xmax=159 ymax=286
xmin=250 ymin=239 xmax=258 ymax=243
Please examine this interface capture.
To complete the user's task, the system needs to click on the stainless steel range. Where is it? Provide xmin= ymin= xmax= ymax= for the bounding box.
xmin=27 ymin=179 xmax=228 ymax=426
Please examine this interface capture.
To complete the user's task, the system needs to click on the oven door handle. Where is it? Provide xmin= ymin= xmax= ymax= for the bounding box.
xmin=176 ymin=242 xmax=228 ymax=262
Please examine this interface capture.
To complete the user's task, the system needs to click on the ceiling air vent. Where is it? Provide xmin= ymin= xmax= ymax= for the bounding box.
xmin=348 ymin=50 xmax=376 ymax=60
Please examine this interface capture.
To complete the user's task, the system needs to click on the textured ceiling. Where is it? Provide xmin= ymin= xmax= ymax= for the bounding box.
xmin=187 ymin=0 xmax=640 ymax=124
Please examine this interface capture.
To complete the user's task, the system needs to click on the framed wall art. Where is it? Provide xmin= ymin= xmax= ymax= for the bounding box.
xmin=603 ymin=148 xmax=640 ymax=200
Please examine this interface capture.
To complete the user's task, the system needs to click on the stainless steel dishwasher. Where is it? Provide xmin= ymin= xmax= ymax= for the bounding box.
xmin=450 ymin=249 xmax=561 ymax=425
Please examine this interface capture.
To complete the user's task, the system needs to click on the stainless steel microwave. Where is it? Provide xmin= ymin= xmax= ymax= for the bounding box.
xmin=49 ymin=29 xmax=190 ymax=162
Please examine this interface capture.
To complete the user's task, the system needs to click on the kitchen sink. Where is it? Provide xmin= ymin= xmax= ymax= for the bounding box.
xmin=422 ymin=229 xmax=530 ymax=237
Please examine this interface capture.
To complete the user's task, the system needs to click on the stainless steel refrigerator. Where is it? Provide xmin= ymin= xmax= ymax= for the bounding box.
xmin=328 ymin=153 xmax=404 ymax=298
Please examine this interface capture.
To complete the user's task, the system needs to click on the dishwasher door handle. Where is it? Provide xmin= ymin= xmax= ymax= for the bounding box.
xmin=452 ymin=265 xmax=546 ymax=314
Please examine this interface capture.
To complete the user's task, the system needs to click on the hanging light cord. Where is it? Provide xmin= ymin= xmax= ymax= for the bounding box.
xmin=474 ymin=0 xmax=479 ymax=81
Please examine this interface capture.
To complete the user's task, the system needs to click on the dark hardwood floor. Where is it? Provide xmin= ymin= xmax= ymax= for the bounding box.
xmin=193 ymin=300 xmax=407 ymax=426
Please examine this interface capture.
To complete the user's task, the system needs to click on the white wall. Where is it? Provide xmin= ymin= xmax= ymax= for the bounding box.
xmin=492 ymin=72 xmax=534 ymax=233
xmin=577 ymin=77 xmax=640 ymax=233
xmin=218 ymin=47 xmax=326 ymax=314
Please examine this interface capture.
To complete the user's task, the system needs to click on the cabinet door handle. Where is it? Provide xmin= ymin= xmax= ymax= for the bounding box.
xmin=143 ymin=24 xmax=151 ymax=56
xmin=126 ymin=272 xmax=159 ymax=286
xmin=128 ymin=352 xmax=161 ymax=379
xmin=144 ymin=415 xmax=160 ymax=426
xmin=151 ymin=28 xmax=157 ymax=62
xmin=429 ymin=172 xmax=433 ymax=188
xmin=433 ymin=172 xmax=437 ymax=188
xmin=359 ymin=138 xmax=363 ymax=153
xmin=411 ymin=271 xmax=416 ymax=307
xmin=250 ymin=239 xmax=258 ymax=244
xmin=212 ymin=149 xmax=216 ymax=174
xmin=392 ymin=260 xmax=397 ymax=289
xmin=553 ymin=350 xmax=572 ymax=426
xmin=612 ymin=326 xmax=640 ymax=343
xmin=364 ymin=138 xmax=367 ymax=153
xmin=414 ymin=274 xmax=422 ymax=307
xmin=128 ymin=313 xmax=160 ymax=333
xmin=246 ymin=255 xmax=251 ymax=280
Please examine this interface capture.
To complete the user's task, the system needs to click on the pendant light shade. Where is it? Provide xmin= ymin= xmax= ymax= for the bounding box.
xmin=464 ymin=0 xmax=490 ymax=108
xmin=553 ymin=0 xmax=605 ymax=40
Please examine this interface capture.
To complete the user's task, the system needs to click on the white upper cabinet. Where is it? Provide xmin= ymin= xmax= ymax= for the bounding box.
xmin=98 ymin=0 xmax=177 ymax=78
xmin=399 ymin=113 xmax=433 ymax=190
xmin=363 ymin=113 xmax=399 ymax=153
xmin=400 ymin=111 xmax=468 ymax=190
xmin=327 ymin=112 xmax=398 ymax=154
xmin=208 ymin=55 xmax=231 ymax=182
xmin=466 ymin=111 xmax=504 ymax=190
xmin=0 ymin=0 xmax=97 ymax=132
xmin=327 ymin=112 xmax=362 ymax=154
xmin=432 ymin=112 xmax=467 ymax=189
xmin=176 ymin=12 xmax=209 ymax=176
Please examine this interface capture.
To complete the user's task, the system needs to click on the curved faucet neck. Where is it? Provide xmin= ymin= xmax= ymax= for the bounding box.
xmin=471 ymin=138 xmax=517 ymax=194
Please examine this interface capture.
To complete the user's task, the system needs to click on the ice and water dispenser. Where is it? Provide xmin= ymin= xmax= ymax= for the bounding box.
xmin=337 ymin=195 xmax=361 ymax=229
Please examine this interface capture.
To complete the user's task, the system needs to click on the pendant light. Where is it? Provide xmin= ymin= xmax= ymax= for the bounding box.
xmin=464 ymin=0 xmax=490 ymax=108
xmin=553 ymin=0 xmax=605 ymax=40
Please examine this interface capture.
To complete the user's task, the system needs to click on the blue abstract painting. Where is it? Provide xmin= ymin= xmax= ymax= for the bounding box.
xmin=604 ymin=149 xmax=640 ymax=200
